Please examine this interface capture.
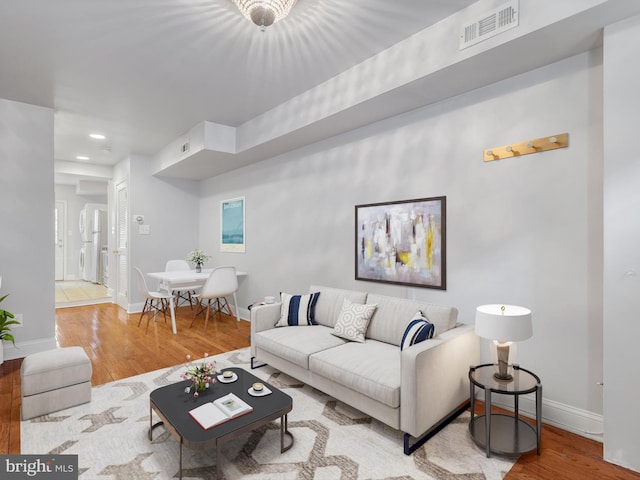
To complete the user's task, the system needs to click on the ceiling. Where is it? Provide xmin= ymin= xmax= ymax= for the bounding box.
xmin=0 ymin=0 xmax=478 ymax=185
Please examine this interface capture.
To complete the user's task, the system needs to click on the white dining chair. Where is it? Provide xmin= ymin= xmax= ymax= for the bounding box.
xmin=134 ymin=267 xmax=174 ymax=333
xmin=163 ymin=259 xmax=201 ymax=309
xmin=191 ymin=266 xmax=240 ymax=333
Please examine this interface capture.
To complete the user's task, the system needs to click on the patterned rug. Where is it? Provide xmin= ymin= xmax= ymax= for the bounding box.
xmin=21 ymin=348 xmax=515 ymax=479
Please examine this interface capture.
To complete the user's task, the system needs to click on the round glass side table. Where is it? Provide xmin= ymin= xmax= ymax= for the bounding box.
xmin=468 ymin=363 xmax=542 ymax=457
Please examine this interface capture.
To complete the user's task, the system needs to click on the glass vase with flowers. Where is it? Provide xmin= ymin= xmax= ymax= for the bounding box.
xmin=181 ymin=353 xmax=218 ymax=398
xmin=187 ymin=249 xmax=211 ymax=273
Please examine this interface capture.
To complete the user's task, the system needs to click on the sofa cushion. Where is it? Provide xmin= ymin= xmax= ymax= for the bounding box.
xmin=275 ymin=291 xmax=320 ymax=326
xmin=309 ymin=340 xmax=401 ymax=408
xmin=331 ymin=298 xmax=377 ymax=343
xmin=309 ymin=285 xmax=368 ymax=328
xmin=400 ymin=311 xmax=435 ymax=351
xmin=366 ymin=294 xmax=458 ymax=346
xmin=254 ymin=325 xmax=347 ymax=369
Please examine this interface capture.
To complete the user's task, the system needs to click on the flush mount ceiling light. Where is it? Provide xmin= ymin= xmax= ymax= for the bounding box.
xmin=232 ymin=0 xmax=297 ymax=30
xmin=89 ymin=133 xmax=105 ymax=140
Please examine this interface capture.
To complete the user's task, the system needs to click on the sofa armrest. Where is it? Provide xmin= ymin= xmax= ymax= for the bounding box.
xmin=400 ymin=323 xmax=479 ymax=437
xmin=250 ymin=303 xmax=281 ymax=357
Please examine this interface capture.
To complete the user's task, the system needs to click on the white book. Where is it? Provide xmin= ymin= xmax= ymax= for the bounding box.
xmin=189 ymin=393 xmax=253 ymax=430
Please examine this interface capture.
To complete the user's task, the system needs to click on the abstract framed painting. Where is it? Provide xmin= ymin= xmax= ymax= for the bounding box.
xmin=355 ymin=196 xmax=446 ymax=289
xmin=220 ymin=197 xmax=245 ymax=253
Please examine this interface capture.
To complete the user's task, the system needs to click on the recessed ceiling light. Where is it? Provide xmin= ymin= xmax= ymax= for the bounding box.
xmin=89 ymin=133 xmax=105 ymax=140
xmin=76 ymin=155 xmax=90 ymax=160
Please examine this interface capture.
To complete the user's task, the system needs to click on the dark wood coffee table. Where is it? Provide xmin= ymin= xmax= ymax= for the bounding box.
xmin=149 ymin=367 xmax=293 ymax=479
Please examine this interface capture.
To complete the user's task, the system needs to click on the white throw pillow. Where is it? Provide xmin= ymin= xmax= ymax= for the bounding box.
xmin=400 ymin=310 xmax=435 ymax=351
xmin=275 ymin=292 xmax=320 ymax=327
xmin=331 ymin=298 xmax=377 ymax=343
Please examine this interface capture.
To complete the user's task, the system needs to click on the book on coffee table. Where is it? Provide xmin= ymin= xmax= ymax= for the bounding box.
xmin=189 ymin=392 xmax=253 ymax=430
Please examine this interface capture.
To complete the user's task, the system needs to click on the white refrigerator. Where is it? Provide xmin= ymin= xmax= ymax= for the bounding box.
xmin=92 ymin=208 xmax=107 ymax=284
xmin=79 ymin=203 xmax=107 ymax=283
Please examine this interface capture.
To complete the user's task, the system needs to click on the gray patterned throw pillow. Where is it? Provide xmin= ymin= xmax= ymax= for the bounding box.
xmin=331 ymin=298 xmax=377 ymax=343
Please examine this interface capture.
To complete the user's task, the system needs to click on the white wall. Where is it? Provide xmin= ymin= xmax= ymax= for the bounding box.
xmin=127 ymin=155 xmax=200 ymax=307
xmin=0 ymin=98 xmax=56 ymax=359
xmin=54 ymin=184 xmax=107 ymax=280
xmin=602 ymin=14 xmax=640 ymax=472
xmin=200 ymin=50 xmax=605 ymax=437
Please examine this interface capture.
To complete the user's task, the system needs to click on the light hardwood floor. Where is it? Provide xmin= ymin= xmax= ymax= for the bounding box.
xmin=1 ymin=303 xmax=639 ymax=479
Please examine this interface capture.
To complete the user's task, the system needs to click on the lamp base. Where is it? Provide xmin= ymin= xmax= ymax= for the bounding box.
xmin=493 ymin=372 xmax=513 ymax=382
xmin=495 ymin=341 xmax=513 ymax=382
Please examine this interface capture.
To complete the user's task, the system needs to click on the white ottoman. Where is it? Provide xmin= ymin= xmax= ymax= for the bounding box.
xmin=21 ymin=346 xmax=92 ymax=420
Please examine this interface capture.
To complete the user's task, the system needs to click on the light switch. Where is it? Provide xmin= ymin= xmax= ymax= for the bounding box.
xmin=139 ymin=224 xmax=151 ymax=235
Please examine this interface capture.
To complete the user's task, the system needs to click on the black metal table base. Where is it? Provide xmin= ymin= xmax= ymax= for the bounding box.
xmin=469 ymin=413 xmax=537 ymax=456
xmin=149 ymin=408 xmax=293 ymax=479
xmin=468 ymin=364 xmax=542 ymax=458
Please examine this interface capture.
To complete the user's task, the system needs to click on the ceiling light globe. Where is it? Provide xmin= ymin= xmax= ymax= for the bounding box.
xmin=250 ymin=6 xmax=276 ymax=27
xmin=233 ymin=0 xmax=297 ymax=28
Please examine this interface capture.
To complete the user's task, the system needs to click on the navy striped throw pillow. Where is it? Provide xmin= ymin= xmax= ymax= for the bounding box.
xmin=275 ymin=292 xmax=321 ymax=327
xmin=400 ymin=311 xmax=435 ymax=351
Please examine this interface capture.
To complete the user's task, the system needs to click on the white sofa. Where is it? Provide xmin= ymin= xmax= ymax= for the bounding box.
xmin=250 ymin=285 xmax=480 ymax=453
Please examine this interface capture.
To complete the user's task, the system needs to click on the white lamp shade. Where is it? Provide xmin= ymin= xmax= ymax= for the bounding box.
xmin=475 ymin=304 xmax=532 ymax=342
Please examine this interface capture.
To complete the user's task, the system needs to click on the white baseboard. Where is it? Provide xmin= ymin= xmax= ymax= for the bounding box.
xmin=477 ymin=391 xmax=604 ymax=442
xmin=56 ymin=297 xmax=113 ymax=309
xmin=2 ymin=337 xmax=58 ymax=361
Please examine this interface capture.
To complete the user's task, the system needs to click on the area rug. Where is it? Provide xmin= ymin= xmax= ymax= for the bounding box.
xmin=21 ymin=348 xmax=515 ymax=479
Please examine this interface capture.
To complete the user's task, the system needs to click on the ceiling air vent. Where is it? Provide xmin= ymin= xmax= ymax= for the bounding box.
xmin=459 ymin=0 xmax=519 ymax=50
xmin=180 ymin=141 xmax=190 ymax=154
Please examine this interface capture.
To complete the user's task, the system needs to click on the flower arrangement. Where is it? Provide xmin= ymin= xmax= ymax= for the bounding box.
xmin=187 ymin=249 xmax=211 ymax=270
xmin=181 ymin=353 xmax=217 ymax=398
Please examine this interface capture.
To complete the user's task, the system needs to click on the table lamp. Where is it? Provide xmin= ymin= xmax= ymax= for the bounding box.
xmin=475 ymin=304 xmax=532 ymax=381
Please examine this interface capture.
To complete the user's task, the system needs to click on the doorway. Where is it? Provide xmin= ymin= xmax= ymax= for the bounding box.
xmin=54 ymin=200 xmax=65 ymax=281
xmin=53 ymin=192 xmax=112 ymax=308
xmin=115 ymin=181 xmax=129 ymax=311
